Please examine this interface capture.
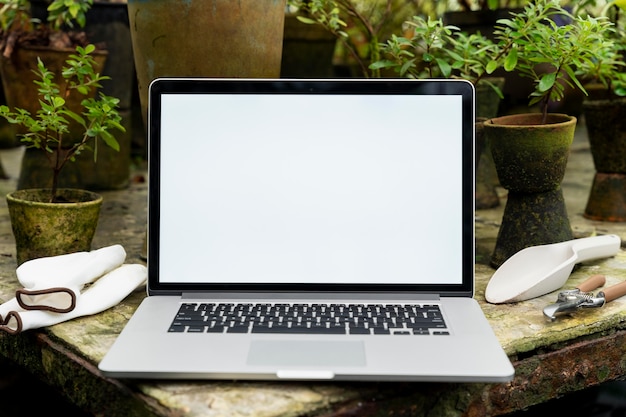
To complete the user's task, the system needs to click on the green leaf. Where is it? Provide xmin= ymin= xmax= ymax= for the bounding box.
xmin=538 ymin=72 xmax=556 ymax=92
xmin=84 ymin=43 xmax=96 ymax=54
xmin=101 ymin=131 xmax=120 ymax=151
xmin=504 ymin=49 xmax=518 ymax=72
xmin=296 ymin=16 xmax=317 ymax=24
xmin=369 ymin=60 xmax=392 ymax=70
xmin=62 ymin=109 xmax=85 ymax=126
xmin=435 ymin=58 xmax=452 ymax=78
xmin=69 ymin=3 xmax=80 ymax=18
xmin=400 ymin=59 xmax=415 ymax=76
xmin=53 ymin=96 xmax=65 ymax=108
xmin=486 ymin=60 xmax=498 ymax=74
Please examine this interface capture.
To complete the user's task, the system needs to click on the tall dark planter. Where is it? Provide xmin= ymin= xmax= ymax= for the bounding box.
xmin=475 ymin=78 xmax=505 ymax=210
xmin=582 ymin=98 xmax=626 ymax=221
xmin=485 ymin=113 xmax=576 ymax=268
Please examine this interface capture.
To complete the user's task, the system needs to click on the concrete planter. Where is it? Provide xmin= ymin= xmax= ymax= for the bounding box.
xmin=485 ymin=113 xmax=576 ymax=268
xmin=6 ymin=189 xmax=102 ymax=266
xmin=582 ymin=98 xmax=626 ymax=222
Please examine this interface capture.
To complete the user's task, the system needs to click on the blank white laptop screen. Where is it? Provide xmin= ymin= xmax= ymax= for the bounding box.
xmin=156 ymin=90 xmax=465 ymax=286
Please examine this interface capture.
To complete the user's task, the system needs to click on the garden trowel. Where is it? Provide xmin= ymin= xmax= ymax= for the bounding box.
xmin=485 ymin=234 xmax=621 ymax=304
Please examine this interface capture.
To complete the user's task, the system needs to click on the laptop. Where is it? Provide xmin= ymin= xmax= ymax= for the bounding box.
xmin=98 ymin=78 xmax=514 ymax=382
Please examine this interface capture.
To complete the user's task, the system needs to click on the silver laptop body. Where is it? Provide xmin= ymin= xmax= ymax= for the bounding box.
xmin=98 ymin=78 xmax=514 ymax=382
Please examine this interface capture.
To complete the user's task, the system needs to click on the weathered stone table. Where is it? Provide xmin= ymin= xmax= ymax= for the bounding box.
xmin=0 ymin=120 xmax=624 ymax=416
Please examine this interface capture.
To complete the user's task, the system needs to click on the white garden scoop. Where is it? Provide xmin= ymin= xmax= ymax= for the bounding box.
xmin=485 ymin=234 xmax=621 ymax=304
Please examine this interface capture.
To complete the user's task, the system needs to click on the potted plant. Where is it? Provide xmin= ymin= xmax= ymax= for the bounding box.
xmin=0 ymin=43 xmax=125 ymax=265
xmin=482 ymin=0 xmax=617 ymax=267
xmin=575 ymin=0 xmax=626 ymax=221
xmin=0 ymin=0 xmax=131 ymax=191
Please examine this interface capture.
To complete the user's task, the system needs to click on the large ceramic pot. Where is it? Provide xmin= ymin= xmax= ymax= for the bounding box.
xmin=127 ymin=0 xmax=287 ymax=128
xmin=484 ymin=113 xmax=577 ymax=268
xmin=581 ymin=97 xmax=626 ymax=221
xmin=6 ymin=189 xmax=103 ymax=266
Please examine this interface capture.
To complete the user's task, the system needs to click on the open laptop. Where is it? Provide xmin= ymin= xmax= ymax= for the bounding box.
xmin=98 ymin=78 xmax=514 ymax=382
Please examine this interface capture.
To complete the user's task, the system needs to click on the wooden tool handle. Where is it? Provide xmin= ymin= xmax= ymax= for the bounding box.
xmin=577 ymin=274 xmax=606 ymax=292
xmin=600 ymin=281 xmax=626 ymax=303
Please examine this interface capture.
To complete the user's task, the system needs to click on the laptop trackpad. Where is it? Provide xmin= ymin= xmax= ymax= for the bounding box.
xmin=247 ymin=340 xmax=366 ymax=367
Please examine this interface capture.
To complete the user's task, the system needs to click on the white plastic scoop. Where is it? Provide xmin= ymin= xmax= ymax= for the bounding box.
xmin=485 ymin=234 xmax=621 ymax=304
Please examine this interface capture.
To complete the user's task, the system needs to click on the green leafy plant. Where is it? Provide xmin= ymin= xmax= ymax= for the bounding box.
xmin=47 ymin=0 xmax=91 ymax=29
xmin=571 ymin=0 xmax=626 ymax=98
xmin=370 ymin=16 xmax=458 ymax=79
xmin=491 ymin=0 xmax=618 ymax=120
xmin=0 ymin=44 xmax=125 ymax=203
xmin=0 ymin=0 xmax=32 ymax=33
xmin=0 ymin=0 xmax=94 ymax=57
xmin=370 ymin=15 xmax=503 ymax=97
xmin=286 ymin=0 xmax=422 ymax=77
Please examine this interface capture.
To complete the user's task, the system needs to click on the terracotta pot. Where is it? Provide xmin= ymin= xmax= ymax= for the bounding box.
xmin=6 ymin=189 xmax=103 ymax=266
xmin=484 ymin=113 xmax=576 ymax=268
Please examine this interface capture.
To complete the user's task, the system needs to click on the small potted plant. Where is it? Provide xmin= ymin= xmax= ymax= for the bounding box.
xmin=0 ymin=0 xmax=126 ymax=191
xmin=575 ymin=0 xmax=626 ymax=221
xmin=482 ymin=0 xmax=617 ymax=267
xmin=0 ymin=43 xmax=125 ymax=265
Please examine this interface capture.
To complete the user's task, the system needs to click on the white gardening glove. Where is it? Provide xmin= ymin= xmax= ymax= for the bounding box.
xmin=0 ymin=245 xmax=127 ymax=317
xmin=0 ymin=264 xmax=147 ymax=334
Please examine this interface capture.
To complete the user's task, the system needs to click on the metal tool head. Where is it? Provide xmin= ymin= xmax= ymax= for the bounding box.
xmin=543 ymin=299 xmax=580 ymax=321
xmin=543 ymin=293 xmax=606 ymax=321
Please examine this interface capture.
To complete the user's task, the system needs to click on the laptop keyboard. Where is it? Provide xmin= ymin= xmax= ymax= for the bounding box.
xmin=168 ymin=303 xmax=449 ymax=335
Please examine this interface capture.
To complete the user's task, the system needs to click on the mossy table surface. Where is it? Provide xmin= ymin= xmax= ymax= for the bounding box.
xmin=0 ymin=124 xmax=626 ymax=416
